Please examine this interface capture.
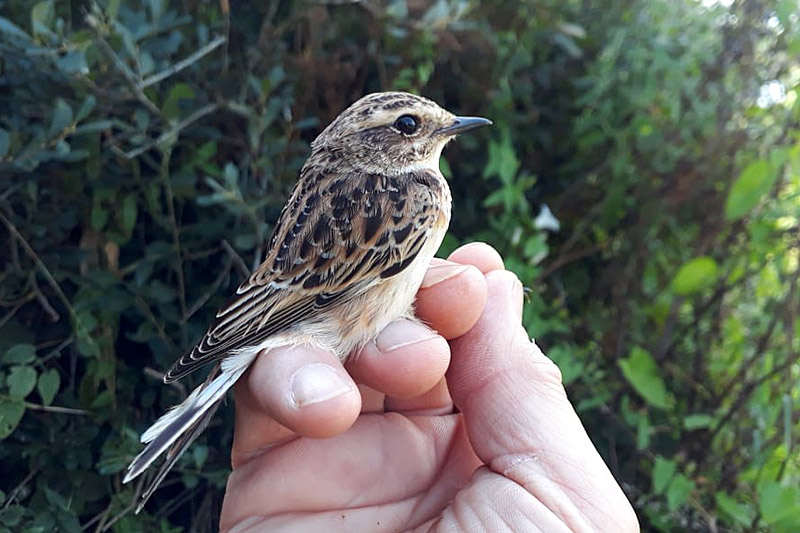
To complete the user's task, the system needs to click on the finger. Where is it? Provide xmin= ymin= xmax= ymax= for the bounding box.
xmin=358 ymin=384 xmax=385 ymax=413
xmin=347 ymin=319 xmax=450 ymax=399
xmin=415 ymin=260 xmax=487 ymax=339
xmin=385 ymin=377 xmax=453 ymax=415
xmin=447 ymin=271 xmax=638 ymax=532
xmin=232 ymin=345 xmax=361 ymax=467
xmin=447 ymin=241 xmax=505 ymax=273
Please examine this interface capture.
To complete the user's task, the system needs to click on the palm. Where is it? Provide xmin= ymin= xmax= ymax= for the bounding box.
xmin=220 ymin=244 xmax=638 ymax=532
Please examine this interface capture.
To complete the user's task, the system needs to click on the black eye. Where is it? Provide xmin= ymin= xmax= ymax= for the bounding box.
xmin=394 ymin=114 xmax=419 ymax=135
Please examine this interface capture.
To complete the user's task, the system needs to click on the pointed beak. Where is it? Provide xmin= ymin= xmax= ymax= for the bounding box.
xmin=438 ymin=116 xmax=493 ymax=136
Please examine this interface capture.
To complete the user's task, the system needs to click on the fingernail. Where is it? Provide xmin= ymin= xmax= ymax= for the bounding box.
xmin=457 ymin=241 xmax=486 ymax=251
xmin=376 ymin=320 xmax=440 ymax=352
xmin=495 ymin=271 xmax=524 ymax=321
xmin=290 ymin=363 xmax=353 ymax=408
xmin=511 ymin=276 xmax=524 ymax=321
xmin=420 ymin=263 xmax=469 ymax=289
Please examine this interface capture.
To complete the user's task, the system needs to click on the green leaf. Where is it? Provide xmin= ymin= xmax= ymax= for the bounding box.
xmin=91 ymin=205 xmax=107 ymax=230
xmin=90 ymin=390 xmax=113 ymax=409
xmin=30 ymin=0 xmax=54 ymax=37
xmin=37 ymin=369 xmax=60 ymax=406
xmin=0 ymin=128 xmax=9 ymax=158
xmin=618 ymin=346 xmax=672 ymax=409
xmin=106 ymin=0 xmax=121 ymax=19
xmin=684 ymin=414 xmax=713 ymax=430
xmin=0 ymin=16 xmax=33 ymax=41
xmin=48 ymin=98 xmax=73 ymax=137
xmin=0 ymin=397 xmax=25 ymax=439
xmin=73 ymin=120 xmax=114 ymax=135
xmin=75 ymin=95 xmax=96 ymax=122
xmin=56 ymin=50 xmax=89 ymax=74
xmin=671 ymin=256 xmax=718 ymax=295
xmin=776 ymin=0 xmax=795 ymax=28
xmin=484 ymin=133 xmax=519 ymax=184
xmin=193 ymin=444 xmax=208 ymax=469
xmin=121 ymin=195 xmax=138 ymax=234
xmin=666 ymin=474 xmax=694 ymax=510
xmin=725 ymin=159 xmax=775 ymax=221
xmin=439 ymin=157 xmax=452 ymax=179
xmin=162 ymin=83 xmax=195 ymax=121
xmin=759 ymin=481 xmax=800 ymax=524
xmin=7 ymin=365 xmax=37 ymax=398
xmin=3 ymin=344 xmax=36 ymax=365
xmin=715 ymin=492 xmax=753 ymax=526
xmin=652 ymin=456 xmax=676 ymax=494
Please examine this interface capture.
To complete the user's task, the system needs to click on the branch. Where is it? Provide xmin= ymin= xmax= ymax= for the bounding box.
xmin=117 ymin=103 xmax=219 ymax=159
xmin=222 ymin=239 xmax=252 ymax=279
xmin=0 ymin=210 xmax=101 ymax=356
xmin=23 ymin=401 xmax=90 ymax=416
xmin=138 ymin=35 xmax=227 ymax=89
xmin=1 ymin=468 xmax=38 ymax=509
xmin=536 ymin=241 xmax=605 ymax=281
xmin=184 ymin=256 xmax=233 ymax=322
xmin=144 ymin=367 xmax=186 ymax=398
xmin=94 ymin=36 xmax=160 ymax=115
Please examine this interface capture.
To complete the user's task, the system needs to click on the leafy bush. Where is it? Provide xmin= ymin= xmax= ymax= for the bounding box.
xmin=1 ymin=0 xmax=798 ymax=531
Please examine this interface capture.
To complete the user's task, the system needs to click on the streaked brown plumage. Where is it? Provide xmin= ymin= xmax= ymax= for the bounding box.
xmin=123 ymin=92 xmax=491 ymax=512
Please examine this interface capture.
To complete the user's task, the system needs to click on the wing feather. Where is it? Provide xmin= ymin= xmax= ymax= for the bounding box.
xmin=164 ymin=168 xmax=444 ymax=383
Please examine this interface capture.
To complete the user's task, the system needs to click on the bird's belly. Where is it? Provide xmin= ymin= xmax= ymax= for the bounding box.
xmin=293 ymin=226 xmax=445 ymax=360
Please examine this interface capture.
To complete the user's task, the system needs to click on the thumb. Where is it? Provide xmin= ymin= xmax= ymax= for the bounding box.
xmin=447 ymin=270 xmax=637 ymax=531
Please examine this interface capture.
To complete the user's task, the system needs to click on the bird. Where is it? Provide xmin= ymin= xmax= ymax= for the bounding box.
xmin=123 ymin=91 xmax=491 ymax=512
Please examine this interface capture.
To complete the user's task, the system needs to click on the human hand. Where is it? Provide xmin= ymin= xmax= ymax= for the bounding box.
xmin=220 ymin=243 xmax=639 ymax=532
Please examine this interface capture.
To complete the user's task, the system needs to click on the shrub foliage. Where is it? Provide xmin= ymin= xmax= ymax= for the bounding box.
xmin=1 ymin=0 xmax=798 ymax=531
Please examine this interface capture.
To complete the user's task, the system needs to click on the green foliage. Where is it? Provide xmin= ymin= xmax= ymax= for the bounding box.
xmin=671 ymin=256 xmax=719 ymax=296
xmin=1 ymin=0 xmax=799 ymax=531
xmin=619 ymin=347 xmax=672 ymax=410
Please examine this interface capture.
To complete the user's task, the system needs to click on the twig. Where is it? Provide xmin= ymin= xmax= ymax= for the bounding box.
xmin=144 ymin=367 xmax=186 ymax=398
xmin=36 ymin=336 xmax=74 ymax=366
xmin=2 ymin=468 xmax=38 ymax=509
xmin=536 ymin=241 xmax=605 ymax=281
xmin=126 ymin=289 xmax=179 ymax=353
xmin=23 ymin=401 xmax=90 ymax=415
xmin=80 ymin=502 xmax=110 ymax=532
xmin=120 ymin=103 xmax=219 ymax=159
xmin=138 ymin=35 xmax=227 ymax=89
xmin=155 ymin=483 xmax=202 ymax=519
xmin=0 ymin=303 xmax=22 ymax=330
xmin=31 ymin=276 xmax=60 ymax=322
xmin=221 ymin=239 xmax=251 ymax=279
xmin=711 ymin=268 xmax=800 ymax=435
xmin=184 ymin=256 xmax=233 ymax=322
xmin=159 ymin=148 xmax=189 ymax=347
xmin=0 ymin=182 xmax=24 ymax=201
xmin=0 ymin=210 xmax=101 ymax=356
xmin=97 ymin=500 xmax=137 ymax=532
xmin=94 ymin=36 xmax=161 ymax=115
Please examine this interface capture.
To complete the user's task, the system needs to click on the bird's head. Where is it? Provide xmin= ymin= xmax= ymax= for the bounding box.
xmin=310 ymin=92 xmax=491 ymax=174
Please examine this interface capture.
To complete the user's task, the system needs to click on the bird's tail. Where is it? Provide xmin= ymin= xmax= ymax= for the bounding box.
xmin=123 ymin=353 xmax=255 ymax=513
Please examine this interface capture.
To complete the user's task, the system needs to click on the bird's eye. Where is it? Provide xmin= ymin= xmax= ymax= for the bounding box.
xmin=394 ymin=114 xmax=419 ymax=135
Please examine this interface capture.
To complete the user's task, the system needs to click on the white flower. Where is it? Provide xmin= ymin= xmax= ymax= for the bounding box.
xmin=534 ymin=204 xmax=560 ymax=232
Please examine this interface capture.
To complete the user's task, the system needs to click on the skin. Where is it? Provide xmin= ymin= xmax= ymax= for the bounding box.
xmin=220 ymin=242 xmax=639 ymax=532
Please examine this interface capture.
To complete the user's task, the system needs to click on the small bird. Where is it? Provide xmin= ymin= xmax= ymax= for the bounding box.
xmin=123 ymin=91 xmax=491 ymax=511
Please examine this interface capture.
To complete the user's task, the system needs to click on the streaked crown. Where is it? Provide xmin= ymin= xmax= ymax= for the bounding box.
xmin=309 ymin=92 xmax=490 ymax=174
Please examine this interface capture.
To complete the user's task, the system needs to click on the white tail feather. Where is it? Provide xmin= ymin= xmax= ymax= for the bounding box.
xmin=123 ymin=350 xmax=257 ymax=485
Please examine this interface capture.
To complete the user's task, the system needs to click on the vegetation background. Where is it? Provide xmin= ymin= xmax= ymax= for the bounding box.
xmin=0 ymin=0 xmax=798 ymax=531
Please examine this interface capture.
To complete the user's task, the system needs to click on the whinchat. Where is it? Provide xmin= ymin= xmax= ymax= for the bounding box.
xmin=123 ymin=91 xmax=491 ymax=511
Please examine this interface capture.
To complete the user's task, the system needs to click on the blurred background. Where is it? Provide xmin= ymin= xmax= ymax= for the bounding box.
xmin=0 ymin=0 xmax=798 ymax=531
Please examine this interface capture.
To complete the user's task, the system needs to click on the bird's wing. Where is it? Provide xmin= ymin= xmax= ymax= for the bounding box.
xmin=164 ymin=169 xmax=444 ymax=382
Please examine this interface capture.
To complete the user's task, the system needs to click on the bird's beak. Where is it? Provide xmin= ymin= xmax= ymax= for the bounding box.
xmin=438 ymin=116 xmax=493 ymax=136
